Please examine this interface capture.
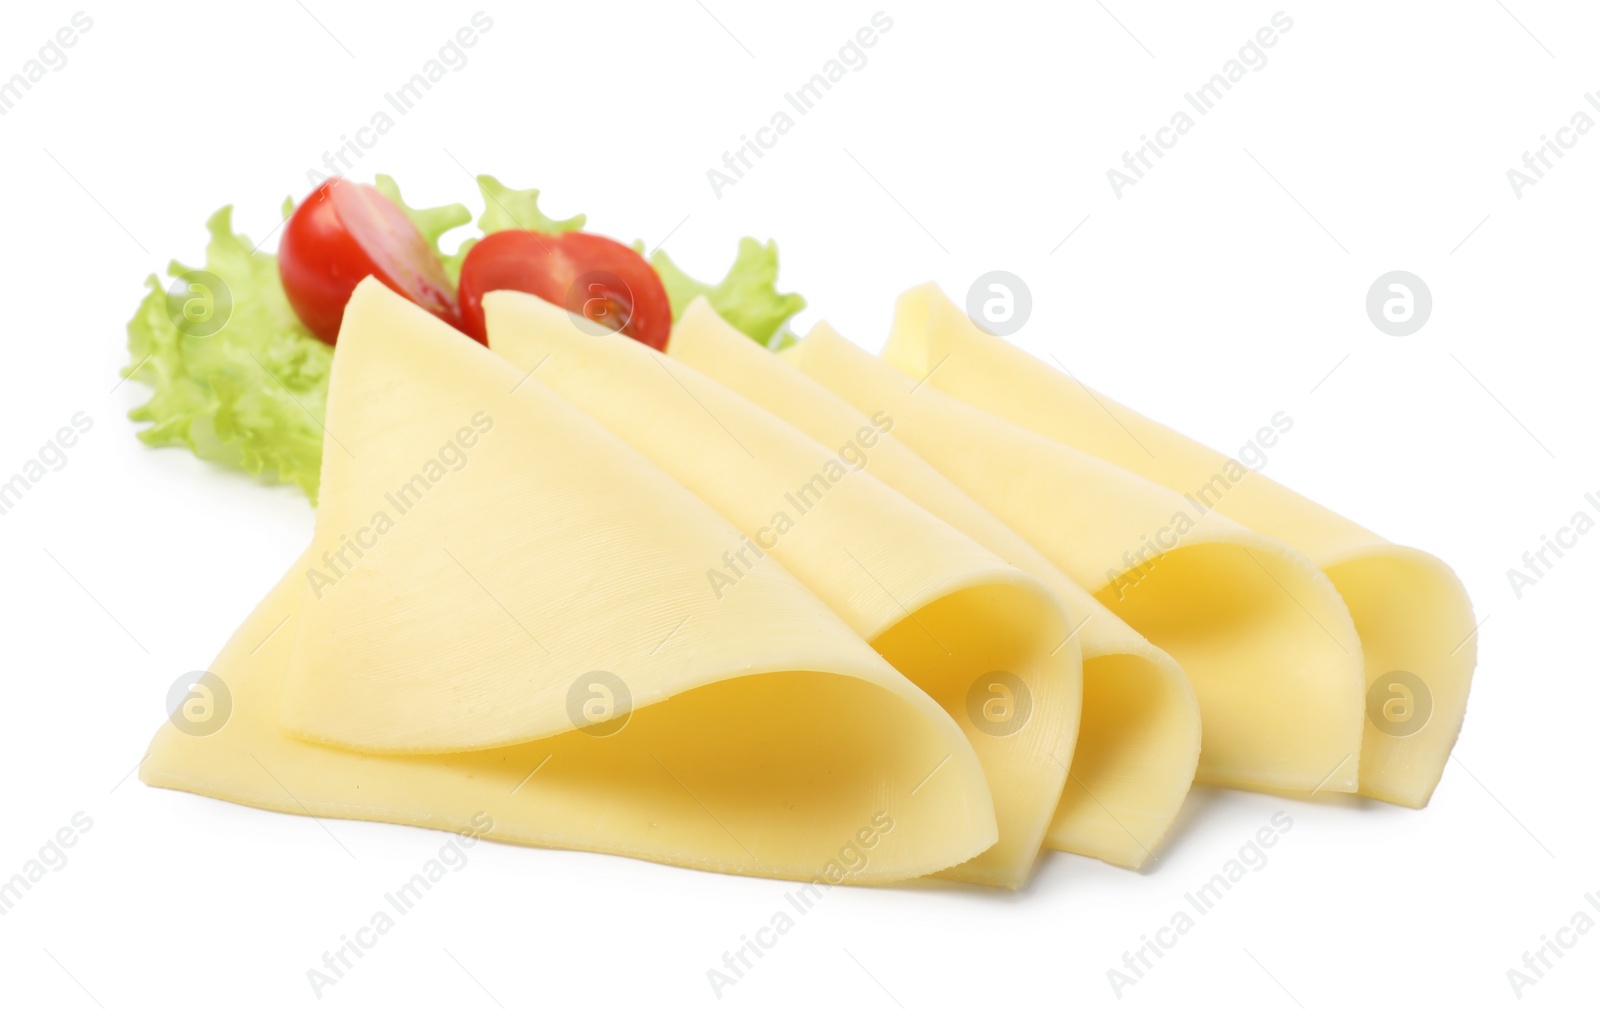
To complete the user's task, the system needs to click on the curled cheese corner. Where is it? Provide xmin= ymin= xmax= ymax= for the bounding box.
xmin=790 ymin=323 xmax=1368 ymax=797
xmin=141 ymin=278 xmax=999 ymax=886
xmin=484 ymin=290 xmax=1079 ymax=889
xmin=667 ymin=298 xmax=1199 ymax=870
xmin=886 ymin=285 xmax=1477 ymax=808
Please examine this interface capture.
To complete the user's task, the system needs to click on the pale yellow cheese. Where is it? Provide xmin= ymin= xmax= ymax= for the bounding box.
xmin=885 ymin=285 xmax=1476 ymax=807
xmin=140 ymin=279 xmax=998 ymax=885
xmin=791 ymin=324 xmax=1368 ymax=796
xmin=668 ymin=299 xmax=1198 ymax=868
xmin=485 ymin=291 xmax=1080 ymax=888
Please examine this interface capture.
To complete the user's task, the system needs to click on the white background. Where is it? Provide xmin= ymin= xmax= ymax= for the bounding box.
xmin=1 ymin=1 xmax=1596 ymax=1006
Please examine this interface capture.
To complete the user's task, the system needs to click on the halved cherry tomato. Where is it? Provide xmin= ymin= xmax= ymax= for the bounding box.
xmin=457 ymin=230 xmax=672 ymax=350
xmin=278 ymin=178 xmax=459 ymax=344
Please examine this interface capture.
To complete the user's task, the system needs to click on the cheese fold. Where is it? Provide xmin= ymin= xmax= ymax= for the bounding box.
xmin=791 ymin=324 xmax=1368 ymax=796
xmin=667 ymin=299 xmax=1199 ymax=869
xmin=141 ymin=279 xmax=998 ymax=885
xmin=485 ymin=291 xmax=1081 ymax=888
xmin=884 ymin=286 xmax=1476 ymax=807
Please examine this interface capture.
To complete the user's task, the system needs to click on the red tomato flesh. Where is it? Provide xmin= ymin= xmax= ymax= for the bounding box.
xmin=278 ymin=179 xmax=459 ymax=344
xmin=457 ymin=230 xmax=672 ymax=350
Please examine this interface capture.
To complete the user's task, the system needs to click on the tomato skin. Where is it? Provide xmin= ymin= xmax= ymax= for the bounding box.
xmin=457 ymin=230 xmax=672 ymax=350
xmin=278 ymin=179 xmax=458 ymax=344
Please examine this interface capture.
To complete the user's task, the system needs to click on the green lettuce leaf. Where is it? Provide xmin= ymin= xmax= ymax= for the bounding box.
xmin=124 ymin=207 xmax=333 ymax=501
xmin=122 ymin=177 xmax=808 ymax=502
xmin=373 ymin=174 xmax=472 ymax=261
xmin=649 ymin=238 xmax=806 ymax=349
xmin=475 ymin=175 xmax=586 ymax=234
xmin=442 ymin=175 xmax=586 ymax=282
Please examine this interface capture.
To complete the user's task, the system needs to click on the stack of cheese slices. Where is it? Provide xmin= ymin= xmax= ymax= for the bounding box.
xmin=141 ymin=278 xmax=1476 ymax=889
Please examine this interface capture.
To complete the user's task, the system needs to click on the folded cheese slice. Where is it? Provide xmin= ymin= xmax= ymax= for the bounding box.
xmin=485 ymin=291 xmax=1079 ymax=888
xmin=140 ymin=279 xmax=998 ymax=885
xmin=667 ymin=299 xmax=1199 ymax=869
xmin=791 ymin=324 xmax=1368 ymax=796
xmin=885 ymin=286 xmax=1476 ymax=807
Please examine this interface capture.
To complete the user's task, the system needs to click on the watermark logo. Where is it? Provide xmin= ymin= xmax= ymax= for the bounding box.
xmin=706 ymin=811 xmax=895 ymax=998
xmin=0 ymin=12 xmax=93 ymax=118
xmin=706 ymin=412 xmax=894 ymax=600
xmin=1365 ymin=670 xmax=1431 ymax=738
xmin=1506 ymin=891 xmax=1600 ymax=999
xmin=166 ymin=270 xmax=233 ymax=337
xmin=305 ymin=12 xmax=495 ymax=184
xmin=1365 ymin=271 xmax=1431 ymax=336
xmin=305 ymin=412 xmax=495 ymax=599
xmin=1106 ymin=410 xmax=1294 ymax=600
xmin=1506 ymin=491 xmax=1600 ymax=600
xmin=307 ymin=811 xmax=494 ymax=998
xmin=1106 ymin=12 xmax=1294 ymax=198
xmin=966 ymin=671 xmax=1032 ymax=737
xmin=0 ymin=811 xmax=94 ymax=917
xmin=1505 ymin=94 xmax=1600 ymax=200
xmin=0 ymin=411 xmax=94 ymax=519
xmin=965 ymin=271 xmax=1031 ymax=337
xmin=1106 ymin=811 xmax=1294 ymax=998
xmin=166 ymin=671 xmax=233 ymax=737
xmin=566 ymin=670 xmax=632 ymax=737
xmin=566 ymin=270 xmax=632 ymax=334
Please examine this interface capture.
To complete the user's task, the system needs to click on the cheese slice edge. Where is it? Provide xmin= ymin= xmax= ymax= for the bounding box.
xmin=791 ymin=322 xmax=1367 ymax=796
xmin=667 ymin=298 xmax=1200 ymax=868
xmin=143 ymin=278 xmax=1000 ymax=883
xmin=886 ymin=285 xmax=1475 ymax=807
xmin=142 ymin=549 xmax=1000 ymax=884
xmin=485 ymin=290 xmax=1079 ymax=888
